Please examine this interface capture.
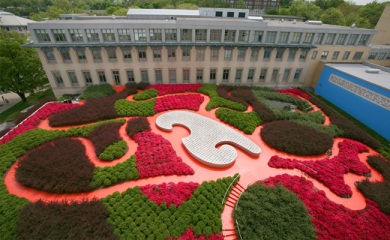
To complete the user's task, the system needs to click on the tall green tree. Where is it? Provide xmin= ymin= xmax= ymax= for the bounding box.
xmin=0 ymin=31 xmax=47 ymax=102
xmin=289 ymin=0 xmax=322 ymax=20
xmin=320 ymin=7 xmax=346 ymax=25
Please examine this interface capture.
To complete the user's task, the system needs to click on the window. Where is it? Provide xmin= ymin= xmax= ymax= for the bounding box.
xmin=155 ymin=69 xmax=163 ymax=84
xmin=386 ymin=53 xmax=390 ymax=60
xmin=35 ymin=29 xmax=50 ymax=42
xmin=182 ymin=48 xmax=190 ymax=61
xmin=247 ymin=69 xmax=254 ymax=83
xmin=238 ymin=12 xmax=246 ymax=18
xmin=282 ymin=69 xmax=290 ymax=82
xmin=336 ymin=34 xmax=347 ymax=45
xmin=353 ymin=51 xmax=363 ymax=60
xmin=83 ymin=71 xmax=93 ymax=85
xmin=275 ymin=48 xmax=284 ymax=61
xmin=235 ymin=69 xmax=242 ymax=83
xmin=321 ymin=51 xmax=329 ymax=60
xmin=138 ymin=50 xmax=147 ymax=61
xmin=68 ymin=71 xmax=78 ymax=87
xmin=315 ymin=33 xmax=325 ymax=44
xmin=224 ymin=49 xmax=232 ymax=60
xmin=332 ymin=51 xmax=340 ymax=60
xmin=165 ymin=29 xmax=177 ymax=41
xmin=278 ymin=32 xmax=289 ymax=43
xmin=251 ymin=48 xmax=259 ymax=61
xmin=291 ymin=32 xmax=302 ymax=44
xmin=69 ymin=29 xmax=83 ymax=42
xmin=358 ymin=34 xmax=370 ymax=46
xmin=227 ymin=12 xmax=234 ymax=17
xmin=53 ymin=71 xmax=64 ymax=86
xmin=98 ymin=71 xmax=106 ymax=83
xmin=238 ymin=30 xmax=249 ymax=42
xmin=266 ymin=31 xmax=277 ymax=43
xmin=288 ymin=49 xmax=296 ymax=61
xmin=196 ymin=49 xmax=204 ymax=61
xmin=183 ymin=69 xmax=190 ymax=83
xmin=181 ymin=29 xmax=192 ymax=41
xmin=141 ymin=70 xmax=149 ymax=83
xmin=59 ymin=48 xmax=71 ymax=63
xmin=209 ymin=69 xmax=216 ymax=83
xmin=168 ymin=47 xmax=176 ymax=61
xmin=91 ymin=48 xmax=102 ymax=62
xmin=127 ymin=70 xmax=134 ymax=82
xmin=293 ymin=69 xmax=302 ymax=82
xmin=195 ymin=29 xmax=207 ymax=41
xmin=196 ymin=69 xmax=203 ymax=83
xmin=347 ymin=34 xmax=358 ymax=45
xmin=118 ymin=29 xmax=131 ymax=42
xmin=224 ymin=30 xmax=236 ymax=42
xmin=377 ymin=53 xmax=386 ymax=60
xmin=368 ymin=52 xmax=377 ymax=59
xmin=107 ymin=48 xmax=117 ymax=61
xmin=86 ymin=29 xmax=99 ymax=42
xmin=153 ymin=49 xmax=161 ymax=61
xmin=222 ymin=69 xmax=230 ymax=82
xmin=259 ymin=68 xmax=267 ymax=82
xmin=112 ymin=70 xmax=120 ymax=85
xmin=303 ymin=33 xmax=314 ymax=44
xmin=237 ymin=48 xmax=246 ymax=60
xmin=134 ymin=29 xmax=147 ymax=42
xmin=52 ymin=29 xmax=67 ymax=42
xmin=211 ymin=48 xmax=219 ymax=61
xmin=254 ymin=31 xmax=263 ymax=42
xmin=216 ymin=11 xmax=223 ymax=17
xmin=169 ymin=69 xmax=176 ymax=83
xmin=76 ymin=49 xmax=87 ymax=62
xmin=324 ymin=33 xmax=336 ymax=45
xmin=123 ymin=48 xmax=132 ymax=61
xmin=263 ymin=48 xmax=272 ymax=60
xmin=102 ymin=29 xmax=115 ymax=42
xmin=311 ymin=51 xmax=318 ymax=59
xmin=210 ymin=29 xmax=222 ymax=42
xmin=342 ymin=51 xmax=350 ymax=60
xmin=271 ymin=69 xmax=279 ymax=82
xmin=149 ymin=29 xmax=162 ymax=41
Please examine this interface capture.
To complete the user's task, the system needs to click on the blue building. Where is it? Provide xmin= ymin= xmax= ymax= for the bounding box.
xmin=315 ymin=62 xmax=390 ymax=141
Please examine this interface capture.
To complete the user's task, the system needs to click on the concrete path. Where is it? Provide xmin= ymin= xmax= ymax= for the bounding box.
xmin=0 ymin=92 xmax=23 ymax=114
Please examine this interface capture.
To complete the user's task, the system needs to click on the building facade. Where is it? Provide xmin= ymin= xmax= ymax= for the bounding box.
xmin=26 ymin=8 xmax=376 ymax=98
xmin=0 ymin=11 xmax=34 ymax=33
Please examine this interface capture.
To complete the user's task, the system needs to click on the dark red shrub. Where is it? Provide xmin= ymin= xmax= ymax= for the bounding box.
xmin=166 ymin=228 xmax=224 ymax=240
xmin=87 ymin=122 xmax=123 ymax=156
xmin=126 ymin=117 xmax=150 ymax=139
xmin=15 ymin=138 xmax=94 ymax=193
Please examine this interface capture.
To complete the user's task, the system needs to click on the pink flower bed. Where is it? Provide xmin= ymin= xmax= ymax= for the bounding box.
xmin=133 ymin=130 xmax=195 ymax=178
xmin=276 ymin=88 xmax=311 ymax=100
xmin=154 ymin=94 xmax=204 ymax=113
xmin=268 ymin=140 xmax=371 ymax=197
xmin=0 ymin=102 xmax=77 ymax=144
xmin=140 ymin=182 xmax=199 ymax=207
xmin=147 ymin=84 xmax=202 ymax=96
xmin=167 ymin=228 xmax=224 ymax=240
xmin=262 ymin=174 xmax=390 ymax=240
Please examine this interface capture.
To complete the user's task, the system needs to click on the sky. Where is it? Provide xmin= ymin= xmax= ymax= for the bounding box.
xmin=348 ymin=0 xmax=388 ymax=5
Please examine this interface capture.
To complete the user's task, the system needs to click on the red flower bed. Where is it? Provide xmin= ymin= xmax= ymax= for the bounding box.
xmin=276 ymin=88 xmax=311 ymax=100
xmin=262 ymin=174 xmax=390 ymax=240
xmin=133 ymin=130 xmax=194 ymax=178
xmin=154 ymin=94 xmax=204 ymax=113
xmin=0 ymin=102 xmax=76 ymax=144
xmin=268 ymin=140 xmax=371 ymax=198
xmin=140 ymin=182 xmax=199 ymax=207
xmin=147 ymin=84 xmax=202 ymax=96
xmin=167 ymin=228 xmax=224 ymax=240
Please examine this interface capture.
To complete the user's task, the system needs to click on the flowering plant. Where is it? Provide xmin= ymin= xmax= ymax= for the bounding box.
xmin=154 ymin=94 xmax=204 ymax=113
xmin=276 ymin=88 xmax=311 ymax=100
xmin=166 ymin=228 xmax=224 ymax=240
xmin=147 ymin=84 xmax=202 ymax=96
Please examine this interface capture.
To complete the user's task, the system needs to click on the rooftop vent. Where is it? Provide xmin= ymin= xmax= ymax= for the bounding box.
xmin=366 ymin=68 xmax=380 ymax=74
xmin=305 ymin=20 xmax=322 ymax=25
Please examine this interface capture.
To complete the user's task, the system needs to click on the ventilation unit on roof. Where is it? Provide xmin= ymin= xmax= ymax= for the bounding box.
xmin=305 ymin=20 xmax=322 ymax=25
xmin=366 ymin=69 xmax=380 ymax=74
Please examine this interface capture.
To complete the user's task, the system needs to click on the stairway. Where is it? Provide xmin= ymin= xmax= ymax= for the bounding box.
xmin=222 ymin=182 xmax=246 ymax=240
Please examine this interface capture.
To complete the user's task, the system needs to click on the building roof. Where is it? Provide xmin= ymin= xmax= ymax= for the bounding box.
xmin=0 ymin=11 xmax=34 ymax=26
xmin=127 ymin=9 xmax=200 ymax=16
xmin=326 ymin=63 xmax=390 ymax=91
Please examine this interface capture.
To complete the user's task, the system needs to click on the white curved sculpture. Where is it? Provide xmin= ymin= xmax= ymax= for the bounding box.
xmin=156 ymin=111 xmax=261 ymax=168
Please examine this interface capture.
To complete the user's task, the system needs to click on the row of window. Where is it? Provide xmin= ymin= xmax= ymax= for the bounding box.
xmin=368 ymin=52 xmax=390 ymax=60
xmin=34 ymin=27 xmax=372 ymax=46
xmin=314 ymin=50 xmax=364 ymax=61
xmin=52 ymin=67 xmax=303 ymax=88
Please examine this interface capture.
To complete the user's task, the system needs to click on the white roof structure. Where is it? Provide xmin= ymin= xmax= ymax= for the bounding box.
xmin=0 ymin=11 xmax=34 ymax=27
xmin=127 ymin=9 xmax=200 ymax=16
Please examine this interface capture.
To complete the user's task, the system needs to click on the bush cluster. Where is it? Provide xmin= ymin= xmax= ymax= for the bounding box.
xmin=126 ymin=81 xmax=150 ymax=90
xmin=356 ymin=155 xmax=390 ymax=214
xmin=216 ymin=85 xmax=249 ymax=107
xmin=91 ymin=156 xmax=140 ymax=189
xmin=126 ymin=117 xmax=150 ymax=139
xmin=115 ymin=98 xmax=156 ymax=117
xmin=99 ymin=140 xmax=128 ymax=161
xmin=87 ymin=122 xmax=124 ymax=156
xmin=15 ymin=138 xmax=94 ymax=193
xmin=133 ymin=88 xmax=158 ymax=101
xmin=198 ymin=84 xmax=246 ymax=111
xmin=233 ymin=183 xmax=316 ymax=240
xmin=14 ymin=96 xmax=56 ymax=125
xmin=292 ymin=119 xmax=343 ymax=137
xmin=261 ymin=120 xmax=333 ymax=156
xmin=253 ymin=89 xmax=313 ymax=112
xmin=17 ymin=200 xmax=117 ymax=240
xmin=147 ymin=83 xmax=202 ymax=95
xmin=154 ymin=94 xmax=204 ymax=113
xmin=215 ymin=108 xmax=262 ymax=134
xmin=79 ymin=83 xmax=116 ymax=100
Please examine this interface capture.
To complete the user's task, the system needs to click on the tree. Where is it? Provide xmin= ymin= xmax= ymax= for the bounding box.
xmin=289 ymin=0 xmax=322 ymax=20
xmin=237 ymin=0 xmax=246 ymax=9
xmin=0 ymin=31 xmax=47 ymax=102
xmin=320 ymin=7 xmax=346 ymax=25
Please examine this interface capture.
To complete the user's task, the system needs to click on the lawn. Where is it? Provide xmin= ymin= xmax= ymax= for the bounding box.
xmin=0 ymin=84 xmax=389 ymax=239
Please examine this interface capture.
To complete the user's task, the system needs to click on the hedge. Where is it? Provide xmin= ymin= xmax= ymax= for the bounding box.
xmin=114 ymin=98 xmax=156 ymax=117
xmin=292 ymin=119 xmax=343 ymax=138
xmin=126 ymin=117 xmax=150 ymax=139
xmin=133 ymin=88 xmax=158 ymax=101
xmin=87 ymin=121 xmax=125 ymax=157
xmin=99 ymin=140 xmax=128 ymax=161
xmin=215 ymin=108 xmax=262 ymax=134
xmin=198 ymin=84 xmax=246 ymax=111
xmin=79 ymin=83 xmax=116 ymax=100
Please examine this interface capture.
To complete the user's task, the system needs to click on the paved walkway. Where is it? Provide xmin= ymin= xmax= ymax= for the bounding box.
xmin=0 ymin=92 xmax=23 ymax=114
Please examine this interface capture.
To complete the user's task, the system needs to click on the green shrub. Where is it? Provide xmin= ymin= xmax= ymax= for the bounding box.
xmin=198 ymin=84 xmax=246 ymax=111
xmin=133 ymin=89 xmax=158 ymax=101
xmin=253 ymin=89 xmax=313 ymax=112
xmin=275 ymin=110 xmax=325 ymax=124
xmin=292 ymin=119 xmax=343 ymax=137
xmin=216 ymin=108 xmax=262 ymax=134
xmin=79 ymin=83 xmax=116 ymax=100
xmin=115 ymin=99 xmax=156 ymax=116
xmin=99 ymin=140 xmax=128 ymax=161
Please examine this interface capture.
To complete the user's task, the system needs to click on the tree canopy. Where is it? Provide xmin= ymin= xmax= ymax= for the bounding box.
xmin=0 ymin=31 xmax=47 ymax=102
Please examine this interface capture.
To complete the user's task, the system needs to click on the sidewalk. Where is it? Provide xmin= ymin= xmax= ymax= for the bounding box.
xmin=0 ymin=92 xmax=23 ymax=114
